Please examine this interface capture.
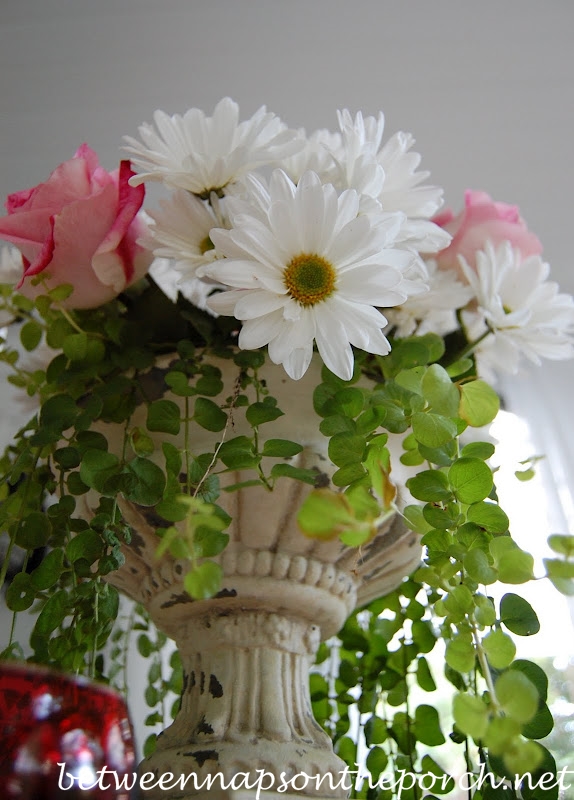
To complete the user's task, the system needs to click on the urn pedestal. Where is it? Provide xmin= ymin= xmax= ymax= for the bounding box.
xmin=79 ymin=354 xmax=422 ymax=798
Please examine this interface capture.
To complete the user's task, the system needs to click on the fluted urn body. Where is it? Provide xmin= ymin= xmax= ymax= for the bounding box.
xmin=78 ymin=353 xmax=422 ymax=798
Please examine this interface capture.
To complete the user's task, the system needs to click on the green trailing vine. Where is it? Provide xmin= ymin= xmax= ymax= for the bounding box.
xmin=1 ymin=276 xmax=574 ymax=798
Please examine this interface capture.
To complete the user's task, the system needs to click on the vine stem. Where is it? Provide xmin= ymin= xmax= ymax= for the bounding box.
xmin=192 ymin=368 xmax=242 ymax=498
xmin=401 ymin=625 xmax=420 ymax=800
xmin=465 ymin=738 xmax=473 ymax=800
xmin=0 ymin=537 xmax=16 ymax=595
xmin=471 ymin=619 xmax=500 ymax=712
xmin=36 ymin=276 xmax=103 ymax=337
xmin=89 ymin=579 xmax=101 ymax=679
xmin=184 ymin=395 xmax=192 ymax=495
xmin=122 ymin=602 xmax=138 ymax=696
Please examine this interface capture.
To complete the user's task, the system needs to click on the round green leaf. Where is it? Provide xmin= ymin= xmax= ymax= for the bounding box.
xmin=403 ymin=504 xmax=433 ymax=534
xmin=459 ymin=380 xmax=500 ymax=427
xmin=15 ymin=511 xmax=51 ymax=550
xmin=79 ymin=449 xmax=120 ymax=493
xmin=365 ymin=745 xmax=388 ymax=779
xmin=137 ymin=633 xmax=153 ymax=657
xmin=414 ymin=704 xmax=445 ymax=746
xmin=270 ymin=463 xmax=317 ymax=484
xmin=406 ymin=469 xmax=452 ymax=503
xmin=30 ymin=549 xmax=64 ymax=590
xmin=483 ymin=628 xmax=516 ymax=669
xmin=164 ymin=370 xmax=195 ymax=396
xmin=20 ymin=320 xmax=43 ymax=351
xmin=503 ymin=739 xmax=544 ymax=778
xmin=452 ymin=692 xmax=489 ymax=739
xmin=218 ymin=435 xmax=259 ymax=470
xmin=495 ymin=547 xmax=535 ymax=585
xmin=495 ymin=670 xmax=539 ymax=723
xmin=445 ymin=636 xmax=475 ymax=673
xmin=62 ymin=331 xmax=89 ymax=361
xmin=34 ymin=589 xmax=69 ymax=635
xmin=146 ymin=399 xmax=181 ymax=435
xmin=510 ymin=660 xmax=548 ymax=704
xmin=412 ymin=411 xmax=458 ymax=448
xmin=130 ymin=427 xmax=155 ymax=457
xmin=460 ymin=441 xmax=496 ymax=460
xmin=522 ymin=703 xmax=554 ymax=740
xmin=464 ymin=548 xmax=498 ymax=585
xmin=411 ymin=620 xmax=437 ymax=653
xmin=328 ymin=432 xmax=366 ymax=467
xmin=444 ymin=585 xmax=474 ymax=617
xmin=421 ymin=364 xmax=460 ymax=417
xmin=66 ymin=529 xmax=104 ymax=565
xmin=484 ymin=716 xmax=521 ymax=755
xmin=420 ymin=755 xmax=454 ymax=794
xmin=467 ymin=501 xmax=509 ymax=534
xmin=331 ymin=387 xmax=365 ymax=417
xmin=474 ymin=595 xmax=497 ymax=627
xmin=500 ymin=593 xmax=540 ymax=636
xmin=449 ymin=457 xmax=493 ymax=504
xmin=261 ymin=438 xmax=304 ymax=458
xmin=547 ymin=534 xmax=574 ymax=557
xmin=40 ymin=393 xmax=78 ymax=430
xmin=364 ymin=715 xmax=387 ymax=746
xmin=5 ymin=573 xmax=36 ymax=611
xmin=53 ymin=446 xmax=82 ymax=469
xmin=245 ymin=401 xmax=283 ymax=426
xmin=125 ymin=457 xmax=166 ymax=506
xmin=184 ymin=560 xmax=223 ymax=599
xmin=416 ymin=656 xmax=437 ymax=692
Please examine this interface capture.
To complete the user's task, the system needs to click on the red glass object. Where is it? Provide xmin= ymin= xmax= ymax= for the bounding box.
xmin=0 ymin=661 xmax=136 ymax=799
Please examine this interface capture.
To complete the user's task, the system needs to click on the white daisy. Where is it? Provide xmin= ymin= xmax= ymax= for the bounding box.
xmin=332 ymin=110 xmax=450 ymax=253
xmin=279 ymin=128 xmax=341 ymax=184
xmin=376 ymin=130 xmax=443 ymax=219
xmin=124 ymin=97 xmax=303 ymax=196
xmin=146 ymin=190 xmax=224 ymax=282
xmin=332 ymin=110 xmax=386 ymax=198
xmin=459 ymin=241 xmax=574 ymax=379
xmin=202 ymin=169 xmax=421 ymax=381
xmin=386 ymin=259 xmax=474 ymax=338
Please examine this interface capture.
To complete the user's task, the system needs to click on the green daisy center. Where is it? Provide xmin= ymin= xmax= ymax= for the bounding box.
xmin=283 ymin=253 xmax=336 ymax=306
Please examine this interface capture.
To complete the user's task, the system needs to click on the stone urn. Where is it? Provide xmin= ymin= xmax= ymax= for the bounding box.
xmin=77 ymin=353 xmax=422 ymax=799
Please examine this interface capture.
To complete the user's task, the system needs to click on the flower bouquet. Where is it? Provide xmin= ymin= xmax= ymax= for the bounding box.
xmin=1 ymin=97 xmax=574 ymax=797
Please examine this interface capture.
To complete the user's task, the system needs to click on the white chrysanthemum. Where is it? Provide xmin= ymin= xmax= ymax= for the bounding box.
xmin=202 ymin=169 xmax=422 ymax=381
xmin=124 ymin=97 xmax=303 ymax=195
xmin=146 ymin=190 xmax=224 ymax=281
xmin=332 ymin=110 xmax=450 ymax=253
xmin=459 ymin=241 xmax=574 ymax=380
xmin=386 ymin=260 xmax=474 ymax=337
xmin=279 ymin=128 xmax=341 ymax=184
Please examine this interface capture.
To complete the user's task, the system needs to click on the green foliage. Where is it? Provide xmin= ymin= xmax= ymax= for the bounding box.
xmin=0 ymin=279 xmax=567 ymax=796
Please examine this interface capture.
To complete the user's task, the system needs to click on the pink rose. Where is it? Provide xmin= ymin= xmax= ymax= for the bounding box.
xmin=433 ymin=189 xmax=542 ymax=276
xmin=0 ymin=144 xmax=152 ymax=308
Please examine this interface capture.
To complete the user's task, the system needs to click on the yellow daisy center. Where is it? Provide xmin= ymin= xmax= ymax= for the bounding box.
xmin=200 ymin=235 xmax=215 ymax=255
xmin=283 ymin=253 xmax=336 ymax=307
